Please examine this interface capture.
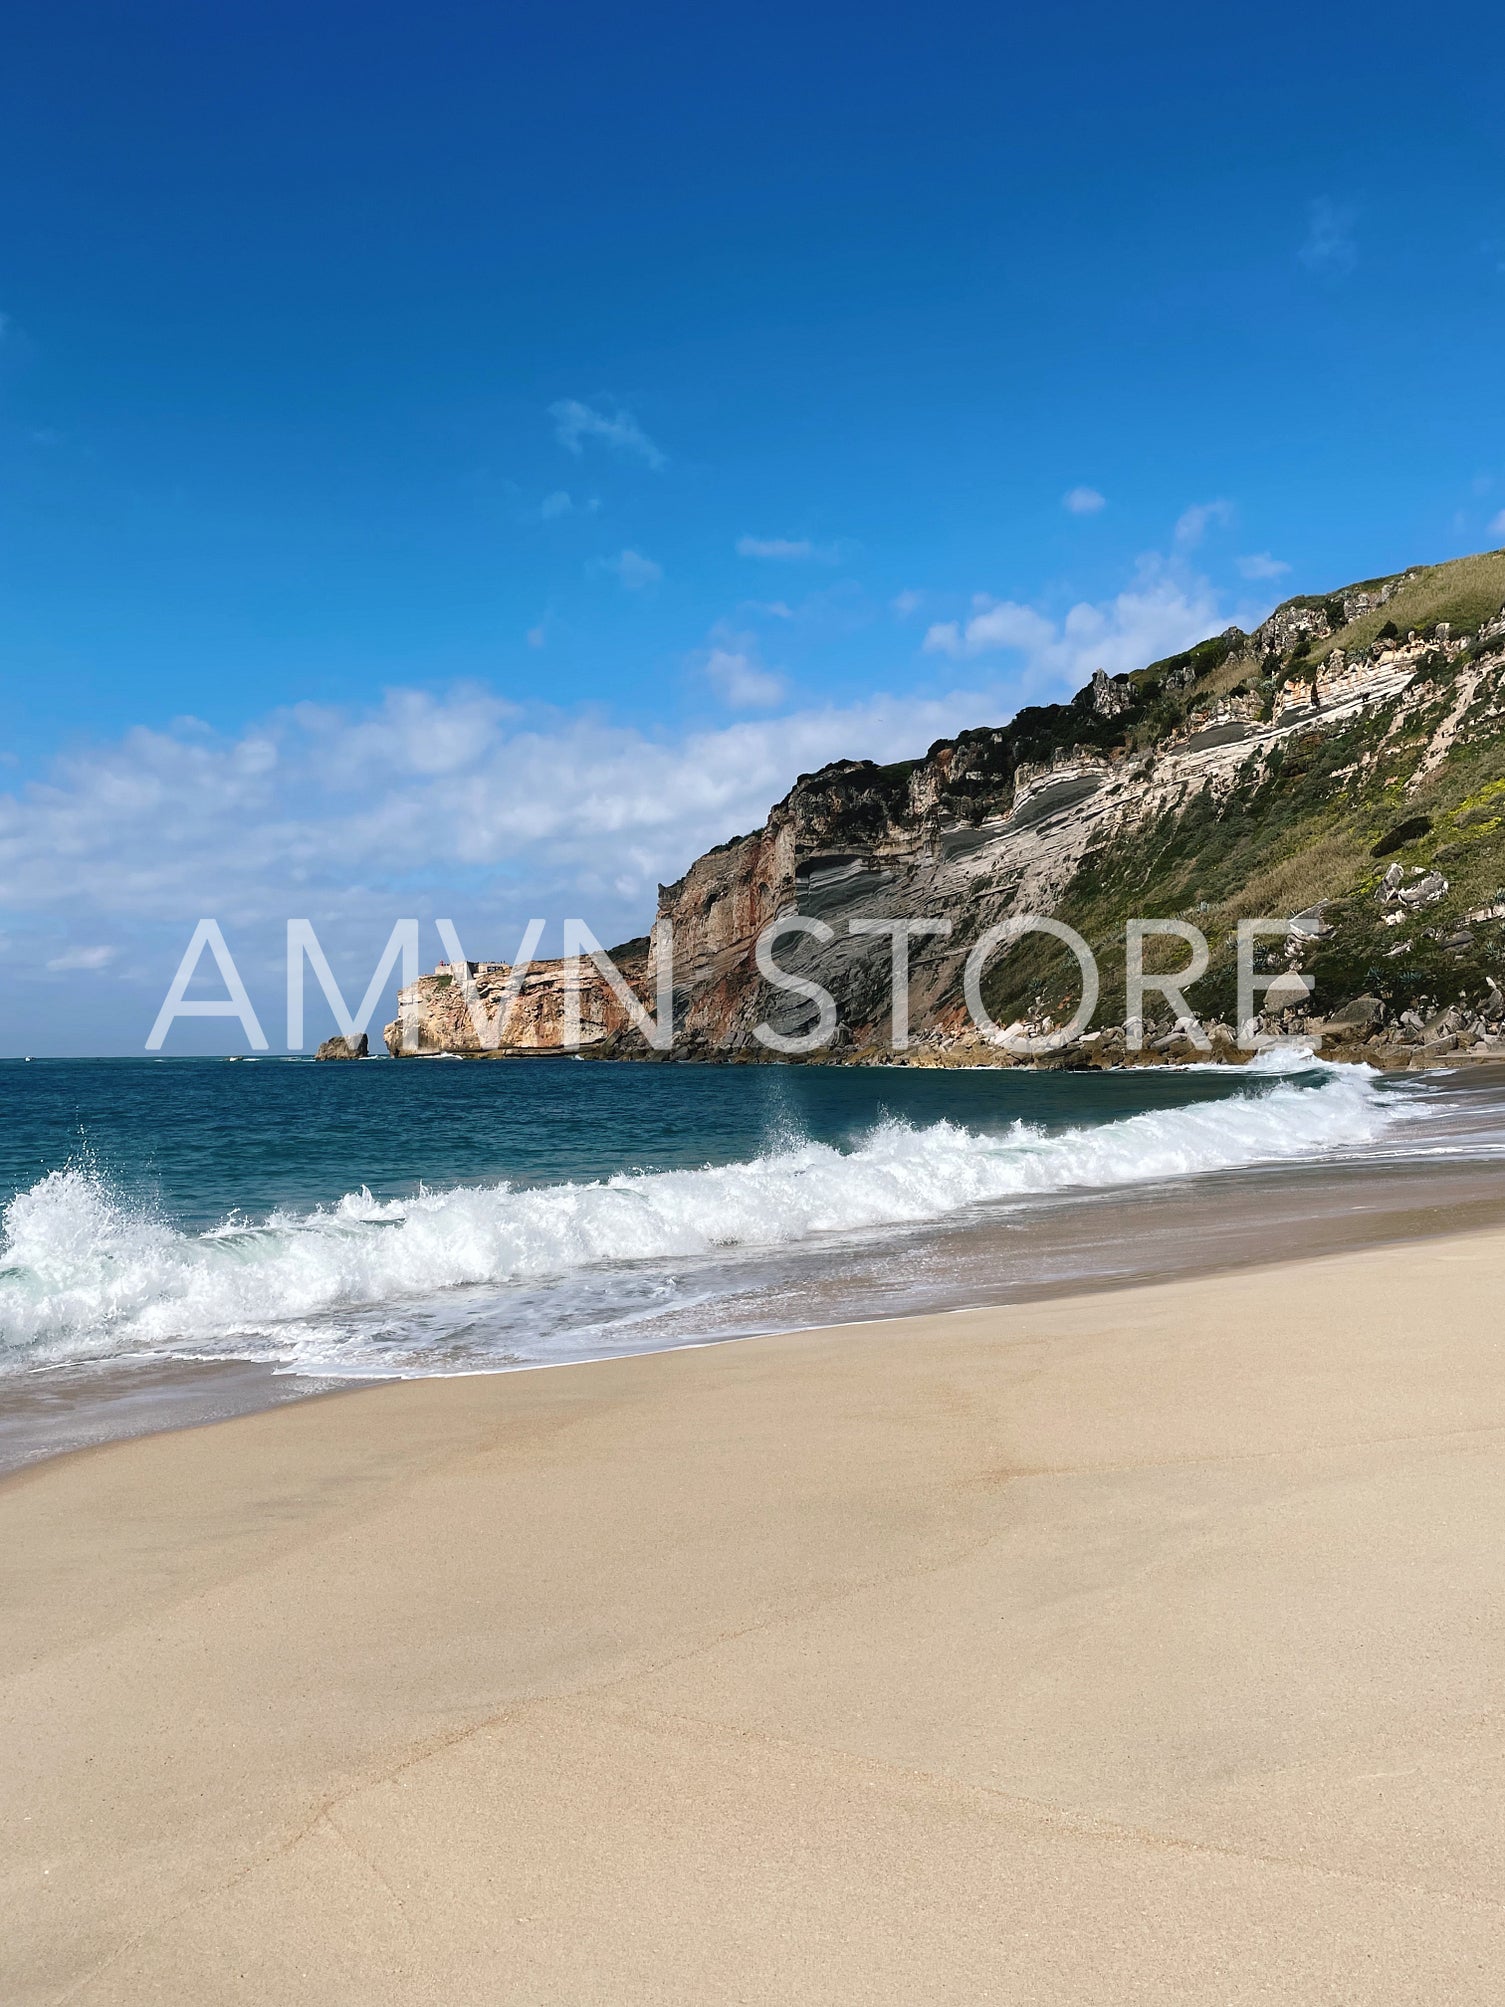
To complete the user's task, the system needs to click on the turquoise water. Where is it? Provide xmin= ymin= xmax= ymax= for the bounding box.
xmin=0 ymin=1054 xmax=1360 ymax=1226
xmin=0 ymin=1053 xmax=1496 ymax=1390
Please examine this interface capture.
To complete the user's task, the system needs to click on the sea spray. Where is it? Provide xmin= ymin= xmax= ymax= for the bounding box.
xmin=0 ymin=1061 xmax=1407 ymax=1375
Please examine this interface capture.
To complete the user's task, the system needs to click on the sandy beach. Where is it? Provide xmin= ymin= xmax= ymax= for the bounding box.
xmin=5 ymin=1229 xmax=1505 ymax=2003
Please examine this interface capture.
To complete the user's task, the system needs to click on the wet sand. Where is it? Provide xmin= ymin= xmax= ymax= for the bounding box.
xmin=7 ymin=1125 xmax=1505 ymax=1478
xmin=0 ymin=1358 xmax=385 ymax=1475
xmin=6 ymin=1227 xmax=1505 ymax=2002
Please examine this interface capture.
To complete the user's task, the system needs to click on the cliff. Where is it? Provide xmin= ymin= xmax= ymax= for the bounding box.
xmin=386 ymin=939 xmax=650 ymax=1055
xmin=386 ymin=546 xmax=1505 ymax=1067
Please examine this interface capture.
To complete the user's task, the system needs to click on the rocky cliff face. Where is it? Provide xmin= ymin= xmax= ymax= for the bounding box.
xmin=386 ymin=547 xmax=1505 ymax=1067
xmin=386 ymin=940 xmax=650 ymax=1055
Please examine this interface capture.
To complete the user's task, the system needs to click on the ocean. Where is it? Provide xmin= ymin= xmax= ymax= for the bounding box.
xmin=4 ymin=1052 xmax=1505 ymax=1469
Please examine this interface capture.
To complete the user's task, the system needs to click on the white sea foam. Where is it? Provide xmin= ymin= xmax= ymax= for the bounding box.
xmin=0 ymin=1062 xmax=1408 ymax=1375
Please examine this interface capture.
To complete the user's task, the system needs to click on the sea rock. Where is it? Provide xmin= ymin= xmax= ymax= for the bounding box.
xmin=1262 ymin=971 xmax=1313 ymax=1013
xmin=1359 ymin=1043 xmax=1414 ymax=1071
xmin=315 ymin=1033 xmax=369 ymax=1060
xmin=1033 ymin=1046 xmax=1097 ymax=1071
xmin=1331 ymin=994 xmax=1384 ymax=1026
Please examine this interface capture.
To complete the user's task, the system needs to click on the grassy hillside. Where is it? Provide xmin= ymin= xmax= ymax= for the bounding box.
xmin=1315 ymin=549 xmax=1505 ymax=659
xmin=975 ymin=547 xmax=1505 ymax=1037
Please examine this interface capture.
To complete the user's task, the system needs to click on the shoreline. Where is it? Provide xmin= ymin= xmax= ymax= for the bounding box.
xmin=7 ymin=1228 xmax=1505 ymax=2000
xmin=8 ymin=1161 xmax=1505 ymax=1479
xmin=5 ymin=1043 xmax=1497 ymax=1069
xmin=0 ymin=1357 xmax=390 ymax=1478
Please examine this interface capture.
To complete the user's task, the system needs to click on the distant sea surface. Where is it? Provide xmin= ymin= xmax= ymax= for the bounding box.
xmin=4 ymin=1053 xmax=1505 ymax=1470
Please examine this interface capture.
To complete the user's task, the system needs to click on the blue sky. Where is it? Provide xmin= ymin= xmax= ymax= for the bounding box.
xmin=2 ymin=0 xmax=1504 ymax=1050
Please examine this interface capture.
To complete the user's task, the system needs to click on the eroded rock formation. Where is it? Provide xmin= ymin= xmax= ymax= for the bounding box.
xmin=315 ymin=1033 xmax=368 ymax=1060
xmin=386 ymin=548 xmax=1505 ymax=1069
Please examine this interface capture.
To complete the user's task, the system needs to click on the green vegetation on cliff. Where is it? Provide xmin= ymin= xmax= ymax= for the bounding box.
xmin=389 ymin=545 xmax=1505 ymax=1065
xmin=968 ymin=549 xmax=1505 ymax=1038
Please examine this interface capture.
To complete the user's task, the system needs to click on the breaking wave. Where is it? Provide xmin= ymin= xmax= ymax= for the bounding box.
xmin=0 ymin=1058 xmax=1406 ymax=1376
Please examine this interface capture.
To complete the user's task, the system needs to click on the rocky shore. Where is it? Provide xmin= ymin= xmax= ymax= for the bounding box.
xmin=836 ymin=992 xmax=1505 ymax=1072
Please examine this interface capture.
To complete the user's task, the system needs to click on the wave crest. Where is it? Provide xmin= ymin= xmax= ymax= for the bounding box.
xmin=0 ymin=1063 xmax=1399 ymax=1373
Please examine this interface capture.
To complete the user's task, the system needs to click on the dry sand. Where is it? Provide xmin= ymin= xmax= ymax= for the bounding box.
xmin=5 ymin=1228 xmax=1505 ymax=2003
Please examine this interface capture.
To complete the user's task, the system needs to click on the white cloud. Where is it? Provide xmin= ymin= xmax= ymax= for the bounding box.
xmin=922 ymin=558 xmax=1224 ymax=685
xmin=735 ymin=535 xmax=839 ymax=562
xmin=603 ymin=548 xmax=662 ymax=592
xmin=1489 ymin=509 xmax=1505 ymax=540
xmin=297 ymin=686 xmax=516 ymax=783
xmin=695 ymin=627 xmax=787 ymax=710
xmin=549 ymin=399 xmax=665 ymax=469
xmin=1173 ymin=499 xmax=1234 ymax=550
xmin=704 ymin=649 xmax=786 ymax=710
xmin=46 ymin=945 xmax=116 ymax=972
xmin=924 ymin=601 xmax=1056 ymax=660
xmin=1299 ymin=198 xmax=1357 ymax=276
xmin=526 ymin=624 xmax=547 ymax=649
xmin=0 ymin=684 xmax=1035 ymax=968
xmin=1062 ymin=486 xmax=1106 ymax=516
xmin=892 ymin=589 xmax=923 ymax=618
xmin=538 ymin=491 xmax=600 ymax=521
xmin=1238 ymin=551 xmax=1292 ymax=581
xmin=0 ymin=546 xmax=1252 ymax=1044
